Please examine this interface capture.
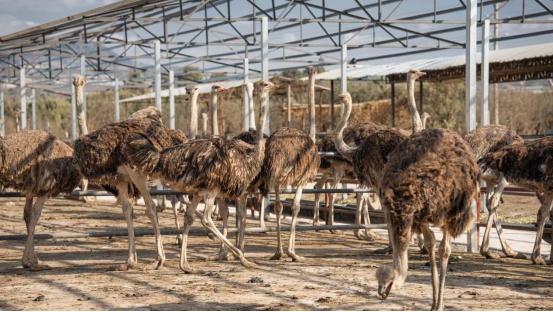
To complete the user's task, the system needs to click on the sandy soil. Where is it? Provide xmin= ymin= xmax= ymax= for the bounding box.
xmin=0 ymin=197 xmax=552 ymax=311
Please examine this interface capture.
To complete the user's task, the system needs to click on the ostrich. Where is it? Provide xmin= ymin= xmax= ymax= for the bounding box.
xmin=262 ymin=69 xmax=320 ymax=262
xmin=127 ymin=81 xmax=273 ymax=273
xmin=333 ymin=93 xmax=408 ymax=242
xmin=0 ymin=130 xmax=81 ymax=270
xmin=463 ymin=125 xmax=524 ymax=259
xmin=376 ymin=128 xmax=479 ymax=310
xmin=330 ymin=69 xmax=429 ymax=245
xmin=73 ymin=104 xmax=186 ymax=270
xmin=480 ymin=136 xmax=553 ymax=265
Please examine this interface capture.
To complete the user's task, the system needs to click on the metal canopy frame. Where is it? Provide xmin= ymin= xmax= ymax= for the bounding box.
xmin=1 ymin=0 xmax=553 ymax=94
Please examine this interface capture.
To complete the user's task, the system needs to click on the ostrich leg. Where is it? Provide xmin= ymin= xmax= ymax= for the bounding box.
xmin=531 ymin=194 xmax=553 ymax=265
xmin=125 ymin=169 xmax=165 ymax=269
xmin=271 ymin=188 xmax=285 ymax=260
xmin=313 ymin=178 xmax=326 ymax=226
xmin=23 ymin=196 xmax=34 ymax=233
xmin=22 ymin=195 xmax=47 ymax=270
xmin=180 ymin=196 xmax=200 ymax=273
xmin=201 ymin=196 xmax=256 ymax=268
xmin=480 ymin=177 xmax=518 ymax=258
xmin=421 ymin=226 xmax=438 ymax=310
xmin=354 ymin=193 xmax=364 ymax=239
xmin=117 ymin=182 xmax=138 ymax=269
xmin=287 ymin=187 xmax=305 ymax=262
xmin=435 ymin=232 xmax=452 ymax=311
xmin=362 ymin=192 xmax=384 ymax=241
xmin=172 ymin=197 xmax=183 ymax=246
xmin=327 ymin=170 xmax=343 ymax=233
xmin=236 ymin=195 xmax=248 ymax=251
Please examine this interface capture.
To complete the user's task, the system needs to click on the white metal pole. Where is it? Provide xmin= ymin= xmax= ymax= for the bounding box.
xmin=466 ymin=0 xmax=477 ymax=132
xmin=481 ymin=19 xmax=490 ymax=126
xmin=0 ymin=90 xmax=4 ymax=136
xmin=154 ymin=40 xmax=162 ymax=112
xmin=341 ymin=44 xmax=348 ymax=93
xmin=20 ymin=66 xmax=27 ymax=130
xmin=260 ymin=16 xmax=270 ymax=226
xmin=169 ymin=70 xmax=175 ymax=129
xmin=71 ymin=78 xmax=77 ymax=141
xmin=243 ymin=58 xmax=250 ymax=131
xmin=466 ymin=0 xmax=478 ymax=253
xmin=80 ymin=54 xmax=87 ymax=119
xmin=114 ymin=78 xmax=120 ymax=122
xmin=260 ymin=16 xmax=269 ymax=135
xmin=31 ymin=88 xmax=36 ymax=129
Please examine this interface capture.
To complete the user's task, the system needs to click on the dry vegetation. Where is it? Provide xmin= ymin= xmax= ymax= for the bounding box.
xmin=1 ymin=78 xmax=552 ymax=139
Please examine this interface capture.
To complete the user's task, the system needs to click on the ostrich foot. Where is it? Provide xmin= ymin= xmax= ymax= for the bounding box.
xmin=329 ymin=229 xmax=343 ymax=234
xmin=23 ymin=260 xmax=51 ymax=271
xmin=238 ymin=257 xmax=258 ymax=269
xmin=207 ymin=249 xmax=234 ymax=261
xmin=180 ymin=264 xmax=203 ymax=274
xmin=532 ymin=255 xmax=546 ymax=265
xmin=287 ymin=252 xmax=305 ymax=262
xmin=147 ymin=257 xmax=165 ymax=270
xmin=270 ymin=251 xmax=284 ymax=260
xmin=481 ymin=250 xmax=501 ymax=259
xmin=363 ymin=231 xmax=386 ymax=242
xmin=374 ymin=246 xmax=393 ymax=254
xmin=503 ymin=249 xmax=520 ymax=258
xmin=116 ymin=261 xmax=140 ymax=271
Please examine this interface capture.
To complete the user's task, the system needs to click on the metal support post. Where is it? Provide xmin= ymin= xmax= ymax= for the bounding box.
xmin=261 ymin=16 xmax=269 ymax=135
xmin=466 ymin=0 xmax=478 ymax=253
xmin=114 ymin=78 xmax=120 ymax=122
xmin=341 ymin=44 xmax=348 ymax=93
xmin=20 ymin=66 xmax=27 ymax=130
xmin=481 ymin=19 xmax=490 ymax=126
xmin=80 ymin=54 xmax=87 ymax=119
xmin=0 ymin=90 xmax=4 ymax=136
xmin=169 ymin=70 xmax=175 ymax=129
xmin=391 ymin=81 xmax=396 ymax=127
xmin=31 ymin=89 xmax=36 ymax=129
xmin=154 ymin=40 xmax=162 ymax=112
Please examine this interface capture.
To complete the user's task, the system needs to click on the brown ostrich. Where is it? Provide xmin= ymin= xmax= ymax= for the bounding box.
xmin=0 ymin=130 xmax=81 ymax=270
xmin=73 ymin=105 xmax=187 ymax=270
xmin=333 ymin=93 xmax=408 ymax=240
xmin=376 ymin=128 xmax=479 ymax=311
xmin=126 ymin=81 xmax=273 ymax=273
xmin=480 ymin=136 xmax=553 ymax=265
xmin=262 ymin=72 xmax=320 ymax=262
xmin=463 ymin=125 xmax=524 ymax=259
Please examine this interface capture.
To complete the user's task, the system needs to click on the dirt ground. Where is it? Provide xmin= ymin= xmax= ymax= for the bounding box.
xmin=1 ymin=197 xmax=552 ymax=311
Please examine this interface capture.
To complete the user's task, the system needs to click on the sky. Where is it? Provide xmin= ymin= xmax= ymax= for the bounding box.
xmin=0 ymin=0 xmax=119 ymax=36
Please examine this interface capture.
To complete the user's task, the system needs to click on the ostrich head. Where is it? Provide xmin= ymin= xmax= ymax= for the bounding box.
xmin=307 ymin=66 xmax=317 ymax=76
xmin=421 ymin=112 xmax=431 ymax=129
xmin=212 ymin=85 xmax=226 ymax=93
xmin=129 ymin=106 xmax=162 ymax=121
xmin=72 ymin=75 xmax=86 ymax=88
xmin=188 ymin=86 xmax=199 ymax=95
xmin=407 ymin=69 xmax=426 ymax=81
xmin=376 ymin=265 xmax=395 ymax=300
xmin=261 ymin=80 xmax=274 ymax=92
xmin=338 ymin=92 xmax=352 ymax=104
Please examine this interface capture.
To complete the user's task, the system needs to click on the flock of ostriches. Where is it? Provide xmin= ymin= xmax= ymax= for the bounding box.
xmin=1 ymin=69 xmax=552 ymax=311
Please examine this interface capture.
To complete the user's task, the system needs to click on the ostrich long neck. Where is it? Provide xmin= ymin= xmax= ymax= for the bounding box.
xmin=75 ymin=82 xmax=88 ymax=135
xmin=210 ymin=91 xmax=219 ymax=137
xmin=407 ymin=74 xmax=423 ymax=134
xmin=255 ymin=88 xmax=270 ymax=162
xmin=333 ymin=96 xmax=357 ymax=160
xmin=189 ymin=90 xmax=199 ymax=139
xmin=308 ymin=70 xmax=316 ymax=141
xmin=246 ymin=82 xmax=256 ymax=131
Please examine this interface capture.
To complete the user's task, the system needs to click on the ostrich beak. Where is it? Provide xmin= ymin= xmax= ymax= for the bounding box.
xmin=378 ymin=282 xmax=393 ymax=300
